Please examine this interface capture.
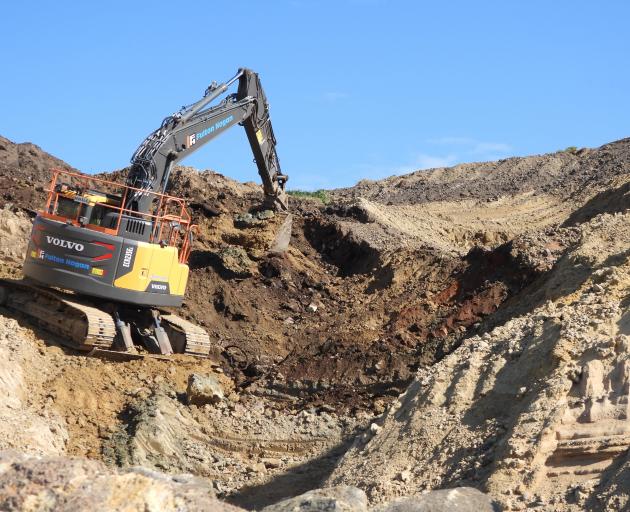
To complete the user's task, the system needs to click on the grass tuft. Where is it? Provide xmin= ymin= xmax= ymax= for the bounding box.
xmin=287 ymin=189 xmax=331 ymax=204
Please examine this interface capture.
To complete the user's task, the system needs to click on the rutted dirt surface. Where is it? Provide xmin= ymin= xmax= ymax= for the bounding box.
xmin=0 ymin=135 xmax=629 ymax=510
xmin=327 ymin=193 xmax=572 ymax=254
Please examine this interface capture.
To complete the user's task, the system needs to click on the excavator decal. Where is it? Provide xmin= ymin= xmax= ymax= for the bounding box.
xmin=44 ymin=236 xmax=85 ymax=252
xmin=190 ymin=114 xmax=235 ymax=145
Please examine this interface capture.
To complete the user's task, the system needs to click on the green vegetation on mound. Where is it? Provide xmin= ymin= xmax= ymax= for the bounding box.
xmin=287 ymin=189 xmax=331 ymax=204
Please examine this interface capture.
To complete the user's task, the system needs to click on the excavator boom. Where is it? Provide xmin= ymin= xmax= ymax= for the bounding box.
xmin=127 ymin=68 xmax=288 ymax=213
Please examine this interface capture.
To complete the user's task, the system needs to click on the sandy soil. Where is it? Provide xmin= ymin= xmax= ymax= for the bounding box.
xmin=328 ymin=210 xmax=630 ymax=511
xmin=334 ymin=192 xmax=573 ymax=254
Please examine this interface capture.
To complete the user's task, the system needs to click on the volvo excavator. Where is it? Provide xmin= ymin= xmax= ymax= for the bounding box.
xmin=0 ymin=68 xmax=289 ymax=358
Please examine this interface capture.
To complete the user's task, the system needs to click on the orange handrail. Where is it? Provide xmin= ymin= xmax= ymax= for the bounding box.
xmin=40 ymin=168 xmax=196 ymax=263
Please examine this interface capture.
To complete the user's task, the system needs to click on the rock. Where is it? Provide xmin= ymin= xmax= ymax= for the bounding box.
xmin=263 ymin=458 xmax=282 ymax=469
xmin=373 ymin=488 xmax=496 ymax=512
xmin=581 ymin=359 xmax=605 ymax=399
xmin=307 ymin=303 xmax=319 ymax=313
xmin=234 ymin=212 xmax=262 ymax=228
xmin=257 ymin=209 xmax=275 ymax=220
xmin=217 ymin=246 xmax=255 ymax=278
xmin=0 ymin=208 xmax=31 ymax=262
xmin=189 ymin=202 xmax=221 ymax=218
xmin=397 ymin=470 xmax=412 ymax=482
xmin=234 ymin=209 xmax=274 ymax=228
xmin=246 ymin=462 xmax=267 ymax=474
xmin=0 ymin=451 xmax=243 ymax=512
xmin=261 ymin=486 xmax=367 ymax=512
xmin=186 ymin=374 xmax=224 ymax=406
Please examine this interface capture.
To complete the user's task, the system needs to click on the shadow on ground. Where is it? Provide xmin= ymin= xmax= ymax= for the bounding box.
xmin=227 ymin=440 xmax=352 ymax=510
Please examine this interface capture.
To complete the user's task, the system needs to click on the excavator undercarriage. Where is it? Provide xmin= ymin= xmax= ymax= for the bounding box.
xmin=0 ymin=279 xmax=211 ymax=358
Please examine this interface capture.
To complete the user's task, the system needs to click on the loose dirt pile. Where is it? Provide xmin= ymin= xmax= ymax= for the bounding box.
xmin=0 ymin=135 xmax=628 ymax=510
xmin=0 ymin=135 xmax=75 ymax=211
xmin=331 ymin=141 xmax=629 ymax=207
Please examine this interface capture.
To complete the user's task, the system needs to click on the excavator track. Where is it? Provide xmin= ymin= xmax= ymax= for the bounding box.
xmin=0 ymin=279 xmax=213 ymax=359
xmin=0 ymin=279 xmax=116 ymax=351
xmin=160 ymin=313 xmax=212 ymax=357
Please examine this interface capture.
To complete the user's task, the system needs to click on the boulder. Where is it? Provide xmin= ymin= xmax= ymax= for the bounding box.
xmin=217 ymin=246 xmax=255 ymax=278
xmin=186 ymin=373 xmax=225 ymax=406
xmin=234 ymin=212 xmax=263 ymax=228
xmin=0 ymin=451 xmax=243 ymax=512
xmin=372 ymin=488 xmax=497 ymax=512
xmin=234 ymin=210 xmax=274 ymax=229
xmin=261 ymin=486 xmax=367 ymax=512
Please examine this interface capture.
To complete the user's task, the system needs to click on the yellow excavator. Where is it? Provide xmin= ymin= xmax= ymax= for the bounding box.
xmin=0 ymin=68 xmax=289 ymax=358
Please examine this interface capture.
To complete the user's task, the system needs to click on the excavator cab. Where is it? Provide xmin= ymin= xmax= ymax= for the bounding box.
xmin=52 ymin=183 xmax=122 ymax=227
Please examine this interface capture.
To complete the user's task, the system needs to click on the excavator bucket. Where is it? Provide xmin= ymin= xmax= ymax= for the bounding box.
xmin=270 ymin=214 xmax=293 ymax=254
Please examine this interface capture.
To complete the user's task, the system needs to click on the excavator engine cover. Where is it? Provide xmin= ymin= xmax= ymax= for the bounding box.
xmin=23 ymin=216 xmax=188 ymax=307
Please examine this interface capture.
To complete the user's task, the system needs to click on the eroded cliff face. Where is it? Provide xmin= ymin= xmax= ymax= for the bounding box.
xmin=328 ymin=211 xmax=630 ymax=511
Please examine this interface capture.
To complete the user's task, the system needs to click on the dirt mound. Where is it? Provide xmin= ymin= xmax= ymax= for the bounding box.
xmin=0 ymin=136 xmax=76 ymax=211
xmin=327 ymin=140 xmax=630 ymax=256
xmin=332 ymin=139 xmax=630 ymax=206
xmin=327 ymin=211 xmax=630 ymax=511
xmin=325 ymin=193 xmax=572 ymax=255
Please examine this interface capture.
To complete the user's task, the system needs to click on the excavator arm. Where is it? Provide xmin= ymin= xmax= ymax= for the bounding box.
xmin=127 ymin=68 xmax=288 ymax=213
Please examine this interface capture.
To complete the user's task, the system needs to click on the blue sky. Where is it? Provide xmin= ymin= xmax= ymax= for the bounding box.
xmin=1 ymin=1 xmax=628 ymax=190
